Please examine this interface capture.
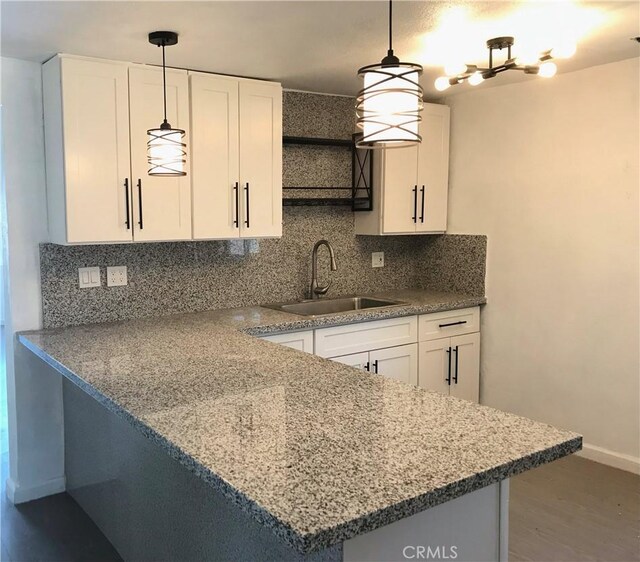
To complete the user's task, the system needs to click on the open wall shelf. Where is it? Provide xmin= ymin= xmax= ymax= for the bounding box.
xmin=282 ymin=134 xmax=373 ymax=210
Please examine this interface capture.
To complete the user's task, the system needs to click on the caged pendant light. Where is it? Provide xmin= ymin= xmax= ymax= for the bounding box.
xmin=147 ymin=31 xmax=187 ymax=177
xmin=356 ymin=0 xmax=424 ymax=149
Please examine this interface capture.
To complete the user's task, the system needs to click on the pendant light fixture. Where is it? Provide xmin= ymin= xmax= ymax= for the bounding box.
xmin=356 ymin=0 xmax=424 ymax=149
xmin=147 ymin=31 xmax=187 ymax=177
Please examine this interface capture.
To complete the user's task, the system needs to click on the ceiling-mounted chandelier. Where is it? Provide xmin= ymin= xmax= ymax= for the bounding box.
xmin=434 ymin=36 xmax=576 ymax=92
xmin=147 ymin=30 xmax=187 ymax=177
xmin=356 ymin=0 xmax=424 ymax=149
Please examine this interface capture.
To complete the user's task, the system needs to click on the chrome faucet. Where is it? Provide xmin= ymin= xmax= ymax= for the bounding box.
xmin=309 ymin=240 xmax=337 ymax=299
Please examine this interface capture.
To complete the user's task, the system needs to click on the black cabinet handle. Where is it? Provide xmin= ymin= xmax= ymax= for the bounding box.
xmin=137 ymin=179 xmax=143 ymax=230
xmin=420 ymin=185 xmax=425 ymax=223
xmin=446 ymin=347 xmax=452 ymax=385
xmin=124 ymin=178 xmax=131 ymax=230
xmin=364 ymin=362 xmax=370 ymax=372
xmin=412 ymin=186 xmax=417 ymax=223
xmin=244 ymin=182 xmax=250 ymax=228
xmin=453 ymin=346 xmax=459 ymax=384
xmin=372 ymin=360 xmax=379 ymax=374
xmin=233 ymin=182 xmax=239 ymax=228
xmin=439 ymin=320 xmax=467 ymax=328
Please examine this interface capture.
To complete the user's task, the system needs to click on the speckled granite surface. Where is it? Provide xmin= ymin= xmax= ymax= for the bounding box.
xmin=19 ymin=290 xmax=580 ymax=553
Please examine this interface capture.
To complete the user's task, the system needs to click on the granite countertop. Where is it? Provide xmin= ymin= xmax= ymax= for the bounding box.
xmin=18 ymin=289 xmax=581 ymax=553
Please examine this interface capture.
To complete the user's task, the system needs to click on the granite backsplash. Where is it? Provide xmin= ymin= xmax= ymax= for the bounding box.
xmin=38 ymin=90 xmax=486 ymax=328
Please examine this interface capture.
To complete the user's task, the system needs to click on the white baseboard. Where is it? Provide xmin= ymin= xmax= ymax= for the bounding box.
xmin=577 ymin=443 xmax=640 ymax=475
xmin=5 ymin=475 xmax=66 ymax=504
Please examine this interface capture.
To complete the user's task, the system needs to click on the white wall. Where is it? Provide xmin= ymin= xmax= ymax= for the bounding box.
xmin=446 ymin=57 xmax=640 ymax=472
xmin=1 ymin=57 xmax=63 ymax=502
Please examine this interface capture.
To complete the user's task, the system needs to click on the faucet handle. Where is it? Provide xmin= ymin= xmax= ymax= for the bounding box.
xmin=313 ymin=281 xmax=332 ymax=297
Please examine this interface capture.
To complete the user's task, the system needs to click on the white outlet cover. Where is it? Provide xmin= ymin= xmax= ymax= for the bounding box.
xmin=107 ymin=266 xmax=128 ymax=287
xmin=78 ymin=267 xmax=101 ymax=289
xmin=372 ymin=252 xmax=385 ymax=268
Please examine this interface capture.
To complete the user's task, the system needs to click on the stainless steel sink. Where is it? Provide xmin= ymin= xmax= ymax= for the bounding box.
xmin=262 ymin=296 xmax=407 ymax=317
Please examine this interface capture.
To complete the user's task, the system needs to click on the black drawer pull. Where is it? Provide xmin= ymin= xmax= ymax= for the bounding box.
xmin=453 ymin=345 xmax=459 ymax=384
xmin=244 ymin=182 xmax=250 ymax=228
xmin=124 ymin=178 xmax=131 ymax=230
xmin=233 ymin=182 xmax=239 ymax=228
xmin=372 ymin=360 xmax=379 ymax=374
xmin=445 ymin=347 xmax=452 ymax=385
xmin=420 ymin=185 xmax=425 ymax=223
xmin=364 ymin=362 xmax=370 ymax=372
xmin=137 ymin=178 xmax=143 ymax=230
xmin=439 ymin=320 xmax=467 ymax=328
xmin=412 ymin=186 xmax=417 ymax=223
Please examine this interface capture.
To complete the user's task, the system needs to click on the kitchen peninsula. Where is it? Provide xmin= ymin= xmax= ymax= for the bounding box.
xmin=17 ymin=290 xmax=581 ymax=562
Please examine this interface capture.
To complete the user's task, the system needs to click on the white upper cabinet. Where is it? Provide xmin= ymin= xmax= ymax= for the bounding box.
xmin=43 ymin=55 xmax=282 ymax=245
xmin=43 ymin=56 xmax=133 ymax=244
xmin=190 ymin=73 xmax=240 ymax=239
xmin=190 ymin=74 xmax=282 ymax=240
xmin=129 ymin=65 xmax=192 ymax=242
xmin=355 ymin=103 xmax=450 ymax=236
xmin=238 ymin=81 xmax=283 ymax=238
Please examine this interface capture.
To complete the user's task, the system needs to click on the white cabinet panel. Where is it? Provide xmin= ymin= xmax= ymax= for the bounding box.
xmin=419 ymin=307 xmax=480 ymax=342
xmin=355 ymin=102 xmax=450 ymax=236
xmin=239 ymin=81 xmax=282 ymax=238
xmin=261 ymin=331 xmax=314 ymax=354
xmin=450 ymin=332 xmax=480 ymax=402
xmin=370 ymin=344 xmax=418 ymax=385
xmin=416 ymin=105 xmax=450 ymax=233
xmin=43 ymin=56 xmax=132 ymax=244
xmin=330 ymin=352 xmax=370 ymax=370
xmin=418 ymin=339 xmax=452 ymax=396
xmin=381 ymin=145 xmax=419 ymax=234
xmin=190 ymin=73 xmax=240 ymax=240
xmin=418 ymin=333 xmax=480 ymax=402
xmin=129 ymin=65 xmax=191 ymax=242
xmin=315 ymin=316 xmax=418 ymax=358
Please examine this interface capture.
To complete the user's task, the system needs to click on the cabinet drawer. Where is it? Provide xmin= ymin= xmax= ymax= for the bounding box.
xmin=261 ymin=331 xmax=314 ymax=354
xmin=419 ymin=307 xmax=480 ymax=341
xmin=315 ymin=316 xmax=418 ymax=358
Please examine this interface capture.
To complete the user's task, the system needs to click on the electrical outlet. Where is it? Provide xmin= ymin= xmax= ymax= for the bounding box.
xmin=107 ymin=266 xmax=128 ymax=287
xmin=372 ymin=252 xmax=385 ymax=268
xmin=78 ymin=267 xmax=101 ymax=289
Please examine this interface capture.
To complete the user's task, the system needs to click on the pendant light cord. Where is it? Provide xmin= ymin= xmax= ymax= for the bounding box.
xmin=388 ymin=0 xmax=393 ymax=54
xmin=162 ymin=41 xmax=168 ymax=125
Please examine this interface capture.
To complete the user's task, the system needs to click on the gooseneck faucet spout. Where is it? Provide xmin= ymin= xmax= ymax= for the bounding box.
xmin=309 ymin=240 xmax=337 ymax=299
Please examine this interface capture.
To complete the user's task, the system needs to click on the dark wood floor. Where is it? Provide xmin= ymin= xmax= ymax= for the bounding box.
xmin=0 ymin=328 xmax=638 ymax=561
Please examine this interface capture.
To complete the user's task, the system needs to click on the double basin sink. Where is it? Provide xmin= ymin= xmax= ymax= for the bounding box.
xmin=262 ymin=296 xmax=407 ymax=318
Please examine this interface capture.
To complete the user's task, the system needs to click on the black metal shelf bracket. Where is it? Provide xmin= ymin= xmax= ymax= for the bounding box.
xmin=282 ymin=133 xmax=373 ymax=211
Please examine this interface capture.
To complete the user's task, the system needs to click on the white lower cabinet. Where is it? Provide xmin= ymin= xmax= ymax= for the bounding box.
xmin=418 ymin=332 xmax=480 ymax=402
xmin=329 ymin=344 xmax=418 ymax=385
xmin=260 ymin=331 xmax=313 ymax=354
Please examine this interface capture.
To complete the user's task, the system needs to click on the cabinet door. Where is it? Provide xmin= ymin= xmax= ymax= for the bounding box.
xmin=329 ymin=352 xmax=370 ymax=370
xmin=370 ymin=344 xmax=418 ymax=385
xmin=129 ymin=65 xmax=192 ymax=241
xmin=239 ymin=81 xmax=282 ymax=238
xmin=418 ymin=338 xmax=452 ymax=396
xmin=381 ymin=145 xmax=419 ymax=234
xmin=416 ymin=104 xmax=450 ymax=233
xmin=261 ymin=331 xmax=314 ymax=354
xmin=449 ymin=332 xmax=480 ymax=402
xmin=53 ymin=57 xmax=132 ymax=243
xmin=190 ymin=73 xmax=240 ymax=240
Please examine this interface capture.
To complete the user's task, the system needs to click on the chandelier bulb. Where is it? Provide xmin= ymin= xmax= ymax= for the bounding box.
xmin=538 ymin=61 xmax=557 ymax=78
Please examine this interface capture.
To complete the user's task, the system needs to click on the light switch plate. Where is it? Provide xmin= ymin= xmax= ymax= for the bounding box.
xmin=78 ymin=267 xmax=101 ymax=289
xmin=372 ymin=252 xmax=385 ymax=268
xmin=107 ymin=266 xmax=128 ymax=287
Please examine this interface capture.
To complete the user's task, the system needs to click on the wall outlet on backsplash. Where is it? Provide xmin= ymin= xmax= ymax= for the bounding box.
xmin=107 ymin=266 xmax=128 ymax=287
xmin=372 ymin=252 xmax=385 ymax=268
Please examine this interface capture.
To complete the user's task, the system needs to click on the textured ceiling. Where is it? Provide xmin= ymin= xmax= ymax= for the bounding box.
xmin=1 ymin=1 xmax=638 ymax=98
